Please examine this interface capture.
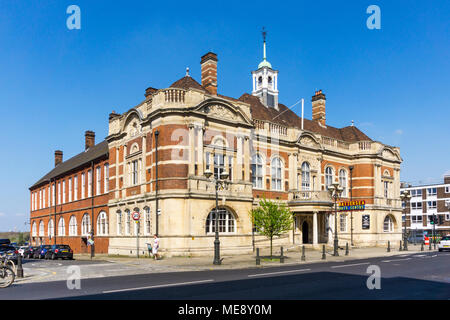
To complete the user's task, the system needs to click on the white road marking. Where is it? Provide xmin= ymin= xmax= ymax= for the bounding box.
xmin=102 ymin=279 xmax=215 ymax=293
xmin=248 ymin=269 xmax=311 ymax=277
xmin=330 ymin=262 xmax=370 ymax=269
xmin=382 ymin=258 xmax=411 ymax=263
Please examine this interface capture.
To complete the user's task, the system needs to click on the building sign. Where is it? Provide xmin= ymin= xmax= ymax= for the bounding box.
xmin=362 ymin=215 xmax=370 ymax=229
xmin=338 ymin=200 xmax=366 ymax=211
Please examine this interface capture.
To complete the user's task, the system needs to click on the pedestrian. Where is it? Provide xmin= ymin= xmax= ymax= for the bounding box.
xmin=146 ymin=242 xmax=153 ymax=258
xmin=153 ymin=234 xmax=160 ymax=260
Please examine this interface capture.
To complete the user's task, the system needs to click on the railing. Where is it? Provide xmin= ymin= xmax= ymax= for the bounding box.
xmin=164 ymin=89 xmax=185 ymax=103
xmin=254 ymin=119 xmax=265 ymax=130
xmin=289 ymin=190 xmax=333 ymax=203
xmin=359 ymin=141 xmax=372 ymax=151
xmin=269 ymin=123 xmax=287 ymax=136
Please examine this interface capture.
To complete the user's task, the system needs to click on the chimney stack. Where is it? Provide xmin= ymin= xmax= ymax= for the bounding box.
xmin=55 ymin=150 xmax=63 ymax=167
xmin=312 ymin=90 xmax=326 ymax=127
xmin=85 ymin=131 xmax=95 ymax=150
xmin=201 ymin=52 xmax=218 ymax=95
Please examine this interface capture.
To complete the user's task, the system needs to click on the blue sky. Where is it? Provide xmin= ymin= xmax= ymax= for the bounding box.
xmin=0 ymin=1 xmax=449 ymax=231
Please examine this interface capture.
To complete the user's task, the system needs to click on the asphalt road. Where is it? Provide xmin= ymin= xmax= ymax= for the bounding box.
xmin=1 ymin=251 xmax=449 ymax=300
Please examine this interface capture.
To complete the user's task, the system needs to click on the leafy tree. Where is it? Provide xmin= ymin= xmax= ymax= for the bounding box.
xmin=250 ymin=198 xmax=293 ymax=258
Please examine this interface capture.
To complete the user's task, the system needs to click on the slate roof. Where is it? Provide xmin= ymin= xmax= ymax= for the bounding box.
xmin=30 ymin=140 xmax=109 ymax=190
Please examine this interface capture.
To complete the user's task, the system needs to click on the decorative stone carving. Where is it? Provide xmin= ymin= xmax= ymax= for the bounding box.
xmin=204 ymin=104 xmax=238 ymax=121
xmin=299 ymin=136 xmax=318 ymax=148
xmin=382 ymin=149 xmax=398 ymax=161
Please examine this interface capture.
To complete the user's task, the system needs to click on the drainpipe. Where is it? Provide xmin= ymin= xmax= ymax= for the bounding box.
xmin=155 ymin=130 xmax=159 ymax=236
xmin=91 ymin=160 xmax=95 ymax=258
xmin=349 ymin=166 xmax=354 ymax=247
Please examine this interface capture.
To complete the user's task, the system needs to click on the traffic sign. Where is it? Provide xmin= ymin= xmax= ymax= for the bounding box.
xmin=132 ymin=211 xmax=140 ymax=221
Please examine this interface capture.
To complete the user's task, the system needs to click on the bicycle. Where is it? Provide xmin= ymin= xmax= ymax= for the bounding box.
xmin=0 ymin=255 xmax=15 ymax=288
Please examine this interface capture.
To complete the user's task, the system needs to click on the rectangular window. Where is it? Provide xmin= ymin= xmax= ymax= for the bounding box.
xmin=427 ymin=201 xmax=437 ymax=209
xmin=96 ymin=167 xmax=101 ymax=195
xmin=214 ymin=154 xmax=225 ymax=180
xmin=104 ymin=164 xmax=109 ymax=193
xmin=132 ymin=160 xmax=138 ymax=185
xmin=445 ymin=186 xmax=450 ymax=193
xmin=427 ymin=188 xmax=437 ymax=196
xmin=52 ymin=184 xmax=55 ymax=206
xmin=228 ymin=156 xmax=233 ymax=181
xmin=88 ymin=170 xmax=92 ymax=197
xmin=58 ymin=182 xmax=61 ymax=205
xmin=62 ymin=180 xmax=66 ymax=204
xmin=81 ymin=173 xmax=85 ymax=199
xmin=411 ymin=202 xmax=423 ymax=210
xmin=39 ymin=189 xmax=42 ymax=209
xmin=74 ymin=175 xmax=78 ymax=201
xmin=43 ymin=188 xmax=46 ymax=208
xmin=68 ymin=178 xmax=72 ymax=202
xmin=384 ymin=181 xmax=389 ymax=198
xmin=340 ymin=214 xmax=347 ymax=232
xmin=205 ymin=152 xmax=210 ymax=171
xmin=47 ymin=186 xmax=50 ymax=208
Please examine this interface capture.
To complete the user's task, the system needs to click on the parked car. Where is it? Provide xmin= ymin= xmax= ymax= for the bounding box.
xmin=438 ymin=235 xmax=450 ymax=252
xmin=18 ymin=246 xmax=28 ymax=257
xmin=0 ymin=245 xmax=18 ymax=264
xmin=23 ymin=246 xmax=37 ymax=259
xmin=33 ymin=245 xmax=51 ymax=259
xmin=45 ymin=245 xmax=74 ymax=260
xmin=0 ymin=239 xmax=11 ymax=246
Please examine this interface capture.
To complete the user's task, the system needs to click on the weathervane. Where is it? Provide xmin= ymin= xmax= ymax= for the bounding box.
xmin=262 ymin=27 xmax=267 ymax=43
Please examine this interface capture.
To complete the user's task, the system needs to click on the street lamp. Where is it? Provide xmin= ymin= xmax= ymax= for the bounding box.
xmin=328 ymin=182 xmax=343 ymax=256
xmin=400 ymin=190 xmax=411 ymax=251
xmin=204 ymin=165 xmax=230 ymax=265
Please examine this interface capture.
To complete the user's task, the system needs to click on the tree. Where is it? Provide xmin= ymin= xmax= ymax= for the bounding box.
xmin=250 ymin=198 xmax=293 ymax=259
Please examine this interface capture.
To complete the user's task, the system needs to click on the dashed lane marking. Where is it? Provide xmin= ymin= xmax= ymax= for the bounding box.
xmin=248 ymin=269 xmax=311 ymax=277
xmin=102 ymin=279 xmax=215 ymax=293
xmin=330 ymin=262 xmax=370 ymax=269
xmin=382 ymin=258 xmax=411 ymax=263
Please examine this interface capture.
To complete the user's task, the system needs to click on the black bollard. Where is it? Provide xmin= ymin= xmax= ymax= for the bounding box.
xmin=16 ymin=253 xmax=24 ymax=278
xmin=421 ymin=242 xmax=424 ymax=251
xmin=345 ymin=243 xmax=349 ymax=256
xmin=387 ymin=240 xmax=391 ymax=252
xmin=322 ymin=245 xmax=326 ymax=260
xmin=256 ymin=248 xmax=260 ymax=265
xmin=429 ymin=239 xmax=432 ymax=251
xmin=301 ymin=245 xmax=306 ymax=261
xmin=280 ymin=246 xmax=284 ymax=263
xmin=399 ymin=240 xmax=402 ymax=251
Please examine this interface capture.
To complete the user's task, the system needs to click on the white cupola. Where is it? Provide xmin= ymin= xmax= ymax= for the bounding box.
xmin=252 ymin=28 xmax=279 ymax=110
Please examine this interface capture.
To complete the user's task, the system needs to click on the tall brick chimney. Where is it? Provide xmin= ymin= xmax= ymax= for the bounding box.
xmin=445 ymin=175 xmax=450 ymax=184
xmin=201 ymin=52 xmax=218 ymax=95
xmin=312 ymin=90 xmax=326 ymax=127
xmin=85 ymin=131 xmax=95 ymax=150
xmin=55 ymin=150 xmax=63 ymax=167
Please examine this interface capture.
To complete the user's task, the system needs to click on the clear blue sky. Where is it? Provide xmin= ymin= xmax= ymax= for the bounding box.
xmin=0 ymin=1 xmax=449 ymax=231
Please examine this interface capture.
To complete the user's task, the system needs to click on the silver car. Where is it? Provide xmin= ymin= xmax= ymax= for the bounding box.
xmin=438 ymin=235 xmax=450 ymax=252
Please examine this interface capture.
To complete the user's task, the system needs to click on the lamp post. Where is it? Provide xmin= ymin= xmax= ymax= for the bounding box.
xmin=204 ymin=165 xmax=230 ymax=265
xmin=328 ymin=182 xmax=343 ymax=256
xmin=400 ymin=190 xmax=411 ymax=251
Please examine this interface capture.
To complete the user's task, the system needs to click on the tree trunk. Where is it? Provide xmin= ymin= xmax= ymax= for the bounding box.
xmin=270 ymin=236 xmax=273 ymax=259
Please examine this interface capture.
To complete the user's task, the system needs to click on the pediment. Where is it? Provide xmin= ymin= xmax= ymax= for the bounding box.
xmin=194 ymin=99 xmax=252 ymax=125
xmin=297 ymin=133 xmax=321 ymax=149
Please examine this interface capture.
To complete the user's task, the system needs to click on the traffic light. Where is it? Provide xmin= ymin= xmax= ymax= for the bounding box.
xmin=430 ymin=214 xmax=437 ymax=225
xmin=438 ymin=215 xmax=444 ymax=225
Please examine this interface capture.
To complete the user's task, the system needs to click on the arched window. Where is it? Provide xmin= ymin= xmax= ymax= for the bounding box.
xmin=325 ymin=167 xmax=334 ymax=189
xmin=116 ymin=211 xmax=122 ymax=235
xmin=383 ymin=216 xmax=394 ymax=232
xmin=339 ymin=169 xmax=348 ymax=197
xmin=125 ymin=210 xmax=131 ymax=235
xmin=39 ymin=221 xmax=44 ymax=237
xmin=271 ymin=157 xmax=283 ymax=191
xmin=144 ymin=207 xmax=151 ymax=235
xmin=32 ymin=221 xmax=37 ymax=237
xmin=69 ymin=215 xmax=77 ymax=236
xmin=301 ymin=162 xmax=311 ymax=191
xmin=97 ymin=211 xmax=108 ymax=236
xmin=205 ymin=208 xmax=236 ymax=234
xmin=81 ymin=213 xmax=91 ymax=236
xmin=58 ymin=217 xmax=65 ymax=236
xmin=48 ymin=219 xmax=54 ymax=239
xmin=251 ymin=154 xmax=263 ymax=189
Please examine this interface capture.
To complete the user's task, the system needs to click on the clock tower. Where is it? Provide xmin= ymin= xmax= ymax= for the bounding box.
xmin=252 ymin=28 xmax=279 ymax=110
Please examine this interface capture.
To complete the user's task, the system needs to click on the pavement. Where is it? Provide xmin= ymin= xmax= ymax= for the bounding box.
xmin=14 ymin=243 xmax=434 ymax=284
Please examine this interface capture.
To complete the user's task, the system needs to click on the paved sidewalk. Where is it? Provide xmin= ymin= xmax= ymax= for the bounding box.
xmin=15 ymin=243 xmax=434 ymax=284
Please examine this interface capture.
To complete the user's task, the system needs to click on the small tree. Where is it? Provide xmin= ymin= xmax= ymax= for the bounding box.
xmin=250 ymin=198 xmax=293 ymax=258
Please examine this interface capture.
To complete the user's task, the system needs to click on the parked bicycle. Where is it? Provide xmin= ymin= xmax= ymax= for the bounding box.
xmin=0 ymin=255 xmax=15 ymax=288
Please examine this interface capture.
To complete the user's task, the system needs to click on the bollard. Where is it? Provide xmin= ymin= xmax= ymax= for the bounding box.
xmin=301 ymin=245 xmax=306 ymax=261
xmin=387 ymin=241 xmax=391 ymax=252
xmin=322 ymin=245 xmax=326 ymax=260
xmin=16 ymin=253 xmax=24 ymax=278
xmin=429 ymin=239 xmax=432 ymax=251
xmin=399 ymin=240 xmax=402 ymax=251
xmin=256 ymin=248 xmax=260 ymax=265
xmin=280 ymin=246 xmax=284 ymax=263
xmin=345 ymin=243 xmax=349 ymax=256
xmin=421 ymin=242 xmax=424 ymax=251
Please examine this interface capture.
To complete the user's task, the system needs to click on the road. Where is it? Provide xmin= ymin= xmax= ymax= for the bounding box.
xmin=1 ymin=251 xmax=449 ymax=300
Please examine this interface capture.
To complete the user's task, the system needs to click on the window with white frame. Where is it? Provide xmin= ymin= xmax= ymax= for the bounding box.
xmin=43 ymin=188 xmax=46 ymax=208
xmin=104 ymin=164 xmax=109 ymax=193
xmin=411 ymin=189 xmax=423 ymax=197
xmin=427 ymin=188 xmax=437 ymax=196
xmin=144 ymin=207 xmax=151 ymax=235
xmin=205 ymin=152 xmax=210 ymax=171
xmin=325 ymin=167 xmax=334 ymax=189
xmin=271 ymin=157 xmax=282 ymax=191
xmin=88 ymin=170 xmax=92 ymax=197
xmin=31 ymin=192 xmax=34 ymax=211
xmin=412 ymin=215 xmax=423 ymax=223
xmin=301 ymin=162 xmax=311 ymax=191
xmin=125 ymin=210 xmax=131 ymax=235
xmin=228 ymin=156 xmax=233 ymax=181
xmin=48 ymin=219 xmax=54 ymax=238
xmin=116 ymin=211 xmax=122 ymax=235
xmin=81 ymin=214 xmax=91 ymax=236
xmin=81 ymin=173 xmax=85 ymax=199
xmin=39 ymin=189 xmax=42 ymax=209
xmin=52 ymin=184 xmax=55 ymax=206
xmin=97 ymin=211 xmax=108 ymax=236
xmin=383 ymin=216 xmax=394 ymax=232
xmin=39 ymin=220 xmax=44 ymax=236
xmin=339 ymin=169 xmax=348 ymax=197
xmin=427 ymin=201 xmax=437 ymax=210
xmin=251 ymin=154 xmax=263 ymax=189
xmin=74 ymin=175 xmax=78 ymax=201
xmin=68 ymin=178 xmax=72 ymax=202
xmin=384 ymin=181 xmax=389 ymax=198
xmin=58 ymin=217 xmax=65 ymax=236
xmin=214 ymin=153 xmax=225 ymax=180
xmin=340 ymin=214 xmax=347 ymax=232
xmin=69 ymin=215 xmax=77 ymax=236
xmin=48 ymin=186 xmax=50 ymax=208
xmin=32 ymin=221 xmax=37 ymax=237
xmin=58 ymin=182 xmax=61 ymax=204
xmin=411 ymin=202 xmax=423 ymax=210
xmin=205 ymin=208 xmax=236 ymax=234
xmin=96 ymin=166 xmax=101 ymax=195
xmin=131 ymin=160 xmax=139 ymax=185
xmin=445 ymin=186 xmax=450 ymax=193
xmin=62 ymin=180 xmax=66 ymax=204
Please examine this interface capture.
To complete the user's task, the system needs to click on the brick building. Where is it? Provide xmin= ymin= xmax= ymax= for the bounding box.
xmin=30 ymin=37 xmax=403 ymax=256
xmin=401 ymin=175 xmax=450 ymax=237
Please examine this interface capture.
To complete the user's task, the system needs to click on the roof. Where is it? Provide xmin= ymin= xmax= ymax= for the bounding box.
xmin=30 ymin=140 xmax=109 ymax=190
xmin=170 ymin=76 xmax=208 ymax=93
xmin=238 ymin=93 xmax=372 ymax=143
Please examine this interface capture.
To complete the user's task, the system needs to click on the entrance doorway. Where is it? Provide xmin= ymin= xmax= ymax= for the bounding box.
xmin=302 ymin=221 xmax=309 ymax=244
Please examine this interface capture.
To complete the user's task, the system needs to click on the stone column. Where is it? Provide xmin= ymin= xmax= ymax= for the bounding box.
xmin=313 ymin=211 xmax=319 ymax=245
xmin=243 ymin=136 xmax=250 ymax=181
xmin=115 ymin=146 xmax=120 ymax=198
xmin=236 ymin=135 xmax=243 ymax=181
xmin=197 ymin=126 xmax=204 ymax=176
xmin=293 ymin=153 xmax=298 ymax=190
xmin=188 ymin=124 xmax=195 ymax=176
xmin=141 ymin=135 xmax=147 ymax=193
